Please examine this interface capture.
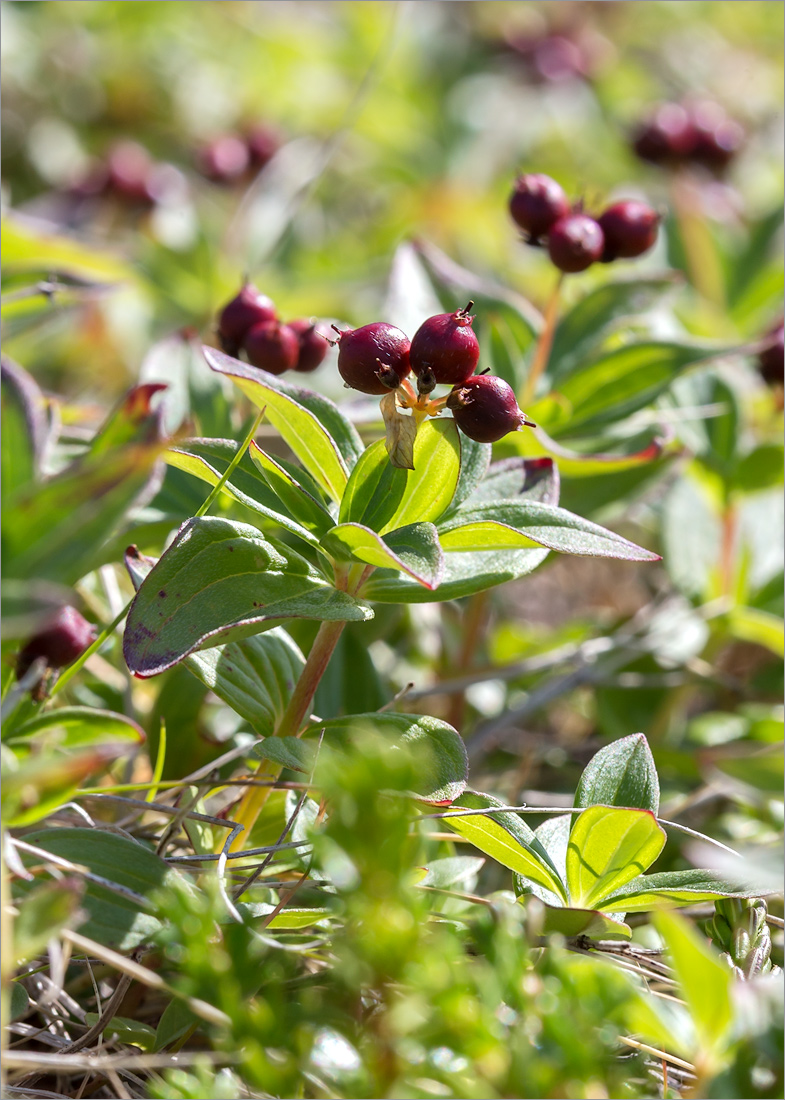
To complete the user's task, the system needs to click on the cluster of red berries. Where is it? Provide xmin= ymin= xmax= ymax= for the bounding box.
xmin=217 ymin=284 xmax=328 ymax=375
xmin=16 ymin=606 xmax=96 ymax=682
xmin=70 ymin=140 xmax=187 ymax=209
xmin=333 ymin=308 xmax=531 ymax=444
xmin=196 ymin=125 xmax=280 ymax=185
xmin=509 ymin=173 xmax=660 ymax=274
xmin=633 ymin=101 xmax=744 ymax=174
xmin=759 ymin=319 xmax=784 ymax=389
xmin=501 ymin=23 xmax=609 ymax=85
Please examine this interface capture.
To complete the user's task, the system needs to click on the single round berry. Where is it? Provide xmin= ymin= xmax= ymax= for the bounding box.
xmin=243 ymin=320 xmax=300 ymax=375
xmin=336 ymin=322 xmax=411 ymax=395
xmin=288 ymin=318 xmax=329 ymax=373
xmin=245 ymin=125 xmax=280 ymax=169
xmin=632 ymin=103 xmax=697 ymax=166
xmin=106 ymin=141 xmax=154 ymax=204
xmin=448 ymin=374 xmax=532 ymax=443
xmin=509 ymin=173 xmax=570 ymax=241
xmin=217 ymin=284 xmax=277 ymax=356
xmin=689 ymin=103 xmax=744 ymax=172
xmin=17 ymin=606 xmax=96 ymax=679
xmin=197 ymin=135 xmax=250 ymax=183
xmin=758 ymin=321 xmax=784 ymax=387
xmin=597 ymin=201 xmax=660 ymax=262
xmin=410 ymin=304 xmax=480 ymax=386
xmin=547 ymin=214 xmax=604 ymax=273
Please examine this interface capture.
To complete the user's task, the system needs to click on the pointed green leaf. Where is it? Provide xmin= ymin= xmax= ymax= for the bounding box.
xmin=164 ymin=447 xmax=320 ymax=547
xmin=467 ymin=456 xmax=560 ymax=507
xmin=574 ymin=733 xmax=660 ymax=815
xmin=249 ymin=441 xmax=335 ymax=535
xmin=654 ymin=910 xmax=734 ymax=1057
xmin=362 ymin=545 xmax=549 ymax=603
xmin=549 ymin=275 xmax=681 ymax=381
xmin=443 ymin=791 xmax=567 ymax=901
xmin=439 ymin=501 xmax=660 ymax=561
xmin=204 ymin=347 xmax=348 ymax=501
xmin=322 ymin=521 xmax=444 ymax=589
xmin=318 ymin=712 xmax=468 ymax=805
xmin=599 ymin=869 xmax=758 ymax=914
xmin=186 ymin=628 xmax=305 ymax=737
xmin=567 ymin=806 xmax=665 ymax=909
xmin=8 ymin=707 xmax=145 ymax=749
xmin=123 ymin=517 xmax=372 ymax=677
xmin=253 ymin=736 xmax=316 ymax=774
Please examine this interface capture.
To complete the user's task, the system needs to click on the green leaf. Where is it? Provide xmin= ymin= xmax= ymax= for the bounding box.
xmin=513 ymin=423 xmax=668 ymax=480
xmin=726 ymin=607 xmax=784 ymax=657
xmin=322 ymin=521 xmax=444 ymax=589
xmin=466 ymin=456 xmax=559 ymax=507
xmin=249 ymin=442 xmax=335 ymax=535
xmin=654 ymin=910 xmax=734 ymax=1057
xmin=439 ymin=500 xmax=660 ymax=561
xmin=253 ymin=736 xmax=316 ymax=774
xmin=533 ymin=901 xmax=631 ymax=941
xmin=155 ymin=999 xmax=198 ymax=1052
xmin=123 ymin=517 xmax=372 ymax=677
xmin=417 ymin=856 xmax=486 ymax=889
xmin=450 ymin=435 xmax=492 ymax=511
xmin=12 ymin=878 xmax=84 ymax=965
xmin=318 ymin=712 xmax=468 ymax=804
xmin=549 ymin=275 xmax=681 ymax=381
xmin=552 ymin=340 xmax=739 ymax=435
xmin=203 ymin=347 xmax=349 ymax=501
xmin=599 ymin=870 xmax=758 ymax=914
xmin=732 ymin=443 xmax=785 ymax=495
xmin=566 ymin=807 xmax=665 ymax=909
xmin=185 ymin=628 xmax=305 ymax=738
xmin=8 ymin=707 xmax=145 ymax=750
xmin=362 ymin=545 xmax=549 ymax=603
xmin=340 ymin=419 xmax=461 ymax=535
xmin=165 ymin=447 xmax=321 ymax=548
xmin=443 ymin=791 xmax=566 ymax=901
xmin=236 ymin=903 xmax=331 ymax=928
xmin=1 ymin=356 xmax=48 ymax=498
xmin=574 ymin=733 xmax=660 ymax=815
xmin=3 ymin=214 xmax=134 ymax=284
xmin=9 ymin=982 xmax=29 ymax=1021
xmin=17 ymin=828 xmax=188 ymax=950
xmin=83 ymin=1013 xmax=157 ymax=1051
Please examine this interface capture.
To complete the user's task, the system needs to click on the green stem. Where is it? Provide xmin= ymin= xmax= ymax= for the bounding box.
xmin=195 ymin=407 xmax=265 ymax=518
xmin=520 ymin=274 xmax=563 ymax=409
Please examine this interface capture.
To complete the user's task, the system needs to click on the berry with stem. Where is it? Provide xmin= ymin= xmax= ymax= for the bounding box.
xmin=509 ymin=173 xmax=570 ymax=242
xmin=288 ymin=319 xmax=329 ymax=373
xmin=410 ymin=302 xmax=480 ymax=387
xmin=335 ymin=322 xmax=411 ymax=395
xmin=448 ymin=374 xmax=534 ymax=443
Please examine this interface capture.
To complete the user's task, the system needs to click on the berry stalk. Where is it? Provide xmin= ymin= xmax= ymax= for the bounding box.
xmin=521 ymin=273 xmax=564 ymax=408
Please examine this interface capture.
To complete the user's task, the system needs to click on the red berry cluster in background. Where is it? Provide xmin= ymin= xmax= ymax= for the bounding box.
xmin=69 ymin=140 xmax=187 ymax=210
xmin=217 ymin=284 xmax=328 ymax=375
xmin=196 ymin=124 xmax=280 ymax=185
xmin=17 ymin=606 xmax=96 ymax=681
xmin=509 ymin=173 xmax=660 ymax=274
xmin=633 ymin=101 xmax=745 ymax=174
xmin=758 ymin=319 xmax=784 ymax=389
xmin=333 ymin=307 xmax=532 ymax=444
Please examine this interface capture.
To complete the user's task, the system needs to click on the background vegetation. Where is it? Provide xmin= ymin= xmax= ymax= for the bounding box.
xmin=2 ymin=2 xmax=783 ymax=1098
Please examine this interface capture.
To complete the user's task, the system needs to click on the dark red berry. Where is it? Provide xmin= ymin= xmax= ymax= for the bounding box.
xmin=689 ymin=103 xmax=744 ymax=172
xmin=509 ymin=173 xmax=570 ymax=242
xmin=410 ymin=304 xmax=480 ymax=387
xmin=105 ymin=141 xmax=154 ymax=204
xmin=217 ymin=284 xmax=277 ymax=356
xmin=448 ymin=375 xmax=533 ymax=443
xmin=244 ymin=125 xmax=280 ymax=169
xmin=17 ymin=606 xmax=96 ymax=680
xmin=547 ymin=214 xmax=604 ymax=273
xmin=336 ymin=322 xmax=411 ymax=395
xmin=197 ymin=135 xmax=250 ymax=183
xmin=632 ymin=103 xmax=697 ymax=166
xmin=288 ymin=319 xmax=329 ymax=373
xmin=597 ymin=201 xmax=660 ymax=262
xmin=243 ymin=321 xmax=300 ymax=375
xmin=759 ymin=321 xmax=784 ymax=387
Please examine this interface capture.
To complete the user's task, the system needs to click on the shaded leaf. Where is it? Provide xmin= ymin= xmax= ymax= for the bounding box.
xmin=123 ymin=517 xmax=372 ymax=677
xmin=1 ymin=356 xmax=49 ymax=498
xmin=362 ymin=544 xmax=549 ymax=603
xmin=599 ymin=869 xmax=760 ymax=914
xmin=534 ymin=901 xmax=631 ymax=941
xmin=253 ymin=736 xmax=316 ymax=774
xmin=8 ymin=707 xmax=145 ymax=750
xmin=249 ymin=441 xmax=335 ymax=535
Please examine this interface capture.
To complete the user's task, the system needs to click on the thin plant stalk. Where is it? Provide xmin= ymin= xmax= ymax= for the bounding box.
xmin=520 ymin=273 xmax=564 ymax=408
